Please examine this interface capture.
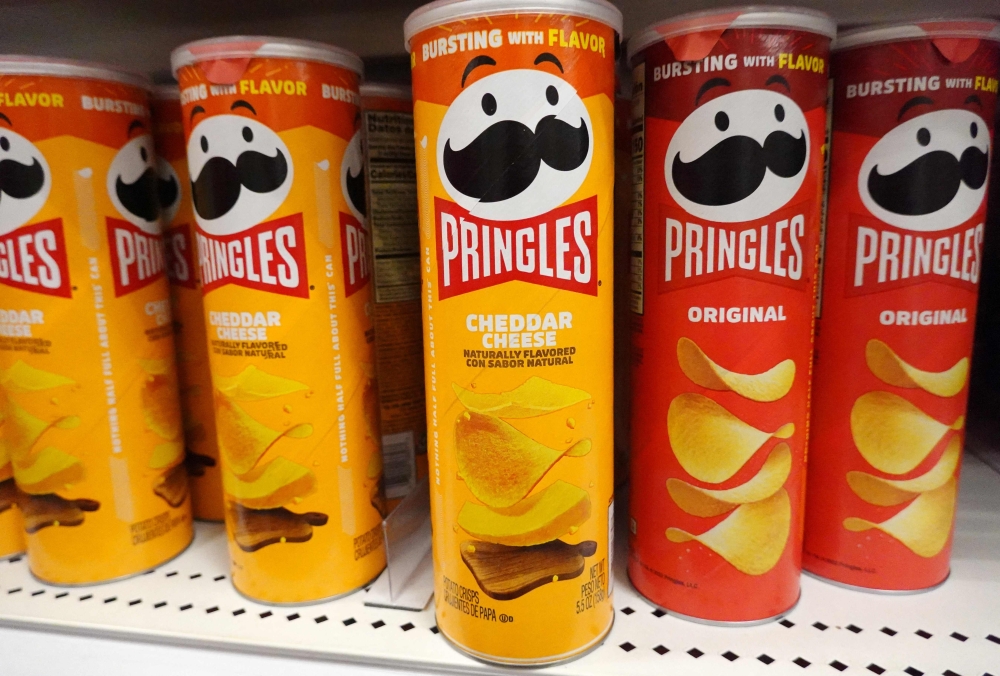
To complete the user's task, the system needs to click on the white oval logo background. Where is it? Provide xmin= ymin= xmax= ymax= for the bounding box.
xmin=0 ymin=127 xmax=51 ymax=236
xmin=107 ymin=134 xmax=161 ymax=233
xmin=341 ymin=130 xmax=366 ymax=225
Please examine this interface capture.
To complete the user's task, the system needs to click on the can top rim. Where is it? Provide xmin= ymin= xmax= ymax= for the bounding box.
xmin=403 ymin=0 xmax=624 ymax=49
xmin=628 ymin=6 xmax=836 ymax=64
xmin=360 ymin=82 xmax=413 ymax=101
xmin=170 ymin=36 xmax=364 ymax=77
xmin=0 ymin=54 xmax=152 ymax=90
xmin=150 ymin=84 xmax=180 ymax=100
xmin=834 ymin=18 xmax=1000 ymax=51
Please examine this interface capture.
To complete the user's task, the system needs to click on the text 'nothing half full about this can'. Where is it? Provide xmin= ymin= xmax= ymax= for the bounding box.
xmin=171 ymin=37 xmax=386 ymax=603
xmin=359 ymin=82 xmax=427 ymax=513
xmin=0 ymin=57 xmax=194 ymax=584
xmin=804 ymin=20 xmax=1000 ymax=592
xmin=404 ymin=0 xmax=622 ymax=664
xmin=627 ymin=8 xmax=835 ymax=623
xmin=151 ymin=85 xmax=223 ymax=522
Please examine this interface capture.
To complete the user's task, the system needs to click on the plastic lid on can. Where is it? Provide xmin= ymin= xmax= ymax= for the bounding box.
xmin=835 ymin=18 xmax=1000 ymax=51
xmin=170 ymin=36 xmax=364 ymax=78
xmin=0 ymin=54 xmax=151 ymax=90
xmin=360 ymin=82 xmax=413 ymax=101
xmin=628 ymin=6 xmax=836 ymax=64
xmin=403 ymin=0 xmax=624 ymax=50
xmin=151 ymin=84 xmax=180 ymax=100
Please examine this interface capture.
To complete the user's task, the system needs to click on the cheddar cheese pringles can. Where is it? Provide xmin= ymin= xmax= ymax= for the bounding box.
xmin=0 ymin=56 xmax=193 ymax=584
xmin=171 ymin=37 xmax=386 ymax=603
xmin=627 ymin=8 xmax=835 ymax=623
xmin=405 ymin=0 xmax=622 ymax=664
xmin=151 ymin=85 xmax=223 ymax=522
xmin=804 ymin=20 xmax=1000 ymax=592
xmin=359 ymin=82 xmax=427 ymax=513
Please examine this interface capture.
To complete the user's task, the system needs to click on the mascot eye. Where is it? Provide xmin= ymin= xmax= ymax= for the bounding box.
xmin=243 ymin=126 xmax=253 ymax=142
xmin=970 ymin=122 xmax=978 ymax=139
xmin=0 ymin=137 xmax=9 ymax=151
xmin=715 ymin=111 xmax=729 ymax=132
xmin=917 ymin=128 xmax=930 ymax=146
xmin=774 ymin=104 xmax=785 ymax=122
xmin=546 ymin=85 xmax=558 ymax=105
xmin=140 ymin=146 xmax=148 ymax=162
xmin=200 ymin=136 xmax=209 ymax=153
xmin=481 ymin=93 xmax=497 ymax=116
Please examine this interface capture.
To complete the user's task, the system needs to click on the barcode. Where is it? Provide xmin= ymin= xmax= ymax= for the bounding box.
xmin=381 ymin=431 xmax=416 ymax=499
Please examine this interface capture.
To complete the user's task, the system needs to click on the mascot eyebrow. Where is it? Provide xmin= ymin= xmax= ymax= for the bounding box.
xmin=127 ymin=119 xmax=146 ymax=138
xmin=461 ymin=55 xmax=497 ymax=87
xmin=534 ymin=52 xmax=564 ymax=72
xmin=897 ymin=95 xmax=934 ymax=121
xmin=964 ymin=94 xmax=983 ymax=108
xmin=0 ymin=112 xmax=11 ymax=127
xmin=695 ymin=77 xmax=731 ymax=105
xmin=231 ymin=99 xmax=257 ymax=115
xmin=190 ymin=105 xmax=206 ymax=123
xmin=765 ymin=74 xmax=791 ymax=91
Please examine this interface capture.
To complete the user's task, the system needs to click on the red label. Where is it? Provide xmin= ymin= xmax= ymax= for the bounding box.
xmin=107 ymin=218 xmax=166 ymax=297
xmin=339 ymin=212 xmax=371 ymax=298
xmin=845 ymin=214 xmax=984 ymax=296
xmin=0 ymin=219 xmax=71 ymax=298
xmin=196 ymin=213 xmax=308 ymax=298
xmin=657 ymin=202 xmax=814 ymax=293
xmin=164 ymin=223 xmax=197 ymax=289
xmin=434 ymin=196 xmax=598 ymax=300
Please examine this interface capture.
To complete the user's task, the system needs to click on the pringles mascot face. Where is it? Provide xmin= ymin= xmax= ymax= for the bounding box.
xmin=186 ymin=105 xmax=294 ymax=236
xmin=0 ymin=119 xmax=50 ymax=236
xmin=665 ymin=85 xmax=810 ymax=223
xmin=859 ymin=105 xmax=989 ymax=231
xmin=437 ymin=62 xmax=593 ymax=222
xmin=341 ymin=129 xmax=366 ymax=223
xmin=107 ymin=124 xmax=162 ymax=232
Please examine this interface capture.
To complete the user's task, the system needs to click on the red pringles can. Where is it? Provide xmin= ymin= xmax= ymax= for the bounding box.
xmin=627 ymin=7 xmax=835 ymax=623
xmin=804 ymin=20 xmax=1000 ymax=592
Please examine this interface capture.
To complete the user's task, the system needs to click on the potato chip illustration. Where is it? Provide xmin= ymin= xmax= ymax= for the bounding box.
xmin=153 ymin=464 xmax=189 ymax=508
xmin=677 ymin=337 xmax=795 ymax=402
xmin=215 ymin=396 xmax=313 ymax=475
xmin=13 ymin=447 xmax=83 ymax=495
xmin=0 ymin=397 xmax=79 ymax=463
xmin=142 ymin=374 xmax=182 ymax=441
xmin=453 ymin=377 xmax=590 ymax=418
xmin=149 ymin=441 xmax=185 ymax=470
xmin=223 ymin=456 xmax=316 ymax=510
xmin=215 ymin=365 xmax=308 ymax=402
xmin=458 ymin=480 xmax=591 ymax=547
xmin=666 ymin=488 xmax=790 ymax=575
xmin=0 ymin=360 xmax=74 ymax=391
xmin=865 ymin=340 xmax=968 ymax=398
xmin=843 ymin=477 xmax=956 ymax=557
xmin=456 ymin=411 xmax=588 ymax=508
xmin=667 ymin=393 xmax=794 ymax=483
xmin=850 ymin=391 xmax=964 ymax=475
xmin=667 ymin=443 xmax=792 ymax=517
xmin=847 ymin=435 xmax=961 ymax=507
xmin=18 ymin=493 xmax=100 ymax=533
xmin=229 ymin=503 xmax=328 ymax=552
xmin=461 ymin=539 xmax=597 ymax=600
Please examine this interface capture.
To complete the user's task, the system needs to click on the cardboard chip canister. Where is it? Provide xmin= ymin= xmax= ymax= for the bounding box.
xmin=0 ymin=56 xmax=193 ymax=584
xmin=404 ymin=0 xmax=622 ymax=664
xmin=359 ymin=82 xmax=427 ymax=514
xmin=804 ymin=19 xmax=1000 ymax=592
xmin=627 ymin=7 xmax=835 ymax=624
xmin=151 ymin=84 xmax=223 ymax=522
xmin=170 ymin=37 xmax=386 ymax=604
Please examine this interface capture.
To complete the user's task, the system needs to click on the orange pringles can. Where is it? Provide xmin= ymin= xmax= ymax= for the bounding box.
xmin=151 ymin=85 xmax=223 ymax=522
xmin=359 ymin=82 xmax=427 ymax=513
xmin=170 ymin=37 xmax=386 ymax=604
xmin=0 ymin=57 xmax=193 ymax=584
xmin=0 ymin=471 xmax=24 ymax=559
xmin=627 ymin=8 xmax=835 ymax=623
xmin=405 ymin=0 xmax=622 ymax=664
xmin=804 ymin=21 xmax=1000 ymax=592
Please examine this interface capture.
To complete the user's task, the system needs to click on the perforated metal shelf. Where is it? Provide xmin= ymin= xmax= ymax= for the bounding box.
xmin=1 ymin=456 xmax=998 ymax=676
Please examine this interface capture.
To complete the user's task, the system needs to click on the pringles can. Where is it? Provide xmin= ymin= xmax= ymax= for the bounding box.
xmin=804 ymin=20 xmax=1000 ymax=592
xmin=170 ymin=37 xmax=386 ymax=603
xmin=404 ymin=0 xmax=622 ymax=664
xmin=0 ymin=56 xmax=193 ymax=584
xmin=627 ymin=8 xmax=835 ymax=623
xmin=359 ymin=82 xmax=427 ymax=513
xmin=151 ymin=85 xmax=223 ymax=522
xmin=0 ymin=477 xmax=24 ymax=559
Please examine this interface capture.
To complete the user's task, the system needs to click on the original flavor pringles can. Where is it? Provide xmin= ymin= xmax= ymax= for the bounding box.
xmin=359 ymin=83 xmax=427 ymax=513
xmin=404 ymin=0 xmax=622 ymax=665
xmin=0 ymin=57 xmax=193 ymax=584
xmin=804 ymin=20 xmax=1000 ymax=592
xmin=170 ymin=37 xmax=386 ymax=603
xmin=627 ymin=8 xmax=835 ymax=623
xmin=151 ymin=85 xmax=223 ymax=522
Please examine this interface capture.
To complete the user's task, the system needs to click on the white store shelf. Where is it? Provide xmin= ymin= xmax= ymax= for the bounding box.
xmin=0 ymin=456 xmax=998 ymax=676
